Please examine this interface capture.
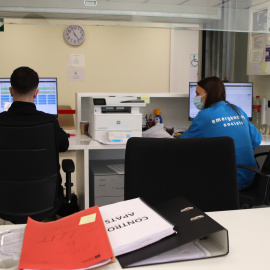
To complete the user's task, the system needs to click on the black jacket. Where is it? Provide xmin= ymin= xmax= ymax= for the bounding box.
xmin=0 ymin=101 xmax=69 ymax=186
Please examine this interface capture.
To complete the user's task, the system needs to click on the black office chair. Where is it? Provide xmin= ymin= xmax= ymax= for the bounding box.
xmin=124 ymin=136 xmax=239 ymax=212
xmin=238 ymin=151 xmax=270 ymax=208
xmin=0 ymin=122 xmax=78 ymax=224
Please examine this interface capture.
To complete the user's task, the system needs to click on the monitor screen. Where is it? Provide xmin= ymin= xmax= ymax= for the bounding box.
xmin=189 ymin=82 xmax=253 ymax=120
xmin=0 ymin=78 xmax=58 ymax=116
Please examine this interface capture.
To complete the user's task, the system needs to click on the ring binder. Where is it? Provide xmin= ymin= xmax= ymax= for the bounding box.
xmin=190 ymin=215 xmax=205 ymax=221
xmin=181 ymin=206 xmax=194 ymax=212
xmin=117 ymin=197 xmax=229 ymax=268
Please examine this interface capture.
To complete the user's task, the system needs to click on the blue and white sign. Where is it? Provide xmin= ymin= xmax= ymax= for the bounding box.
xmin=190 ymin=54 xmax=198 ymax=68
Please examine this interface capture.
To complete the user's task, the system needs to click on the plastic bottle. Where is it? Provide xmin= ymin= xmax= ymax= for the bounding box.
xmin=153 ymin=109 xmax=162 ymax=125
xmin=253 ymin=96 xmax=261 ymax=132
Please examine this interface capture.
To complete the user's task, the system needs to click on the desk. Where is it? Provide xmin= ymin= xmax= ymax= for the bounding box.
xmin=66 ymin=134 xmax=126 ymax=209
xmin=68 ymin=134 xmax=270 ymax=210
xmin=1 ymin=208 xmax=269 ymax=269
xmin=259 ymin=134 xmax=270 ymax=146
xmin=99 ymin=207 xmax=270 ymax=270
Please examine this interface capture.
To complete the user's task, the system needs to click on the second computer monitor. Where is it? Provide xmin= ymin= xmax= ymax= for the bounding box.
xmin=189 ymin=82 xmax=253 ymax=120
xmin=0 ymin=77 xmax=58 ymax=116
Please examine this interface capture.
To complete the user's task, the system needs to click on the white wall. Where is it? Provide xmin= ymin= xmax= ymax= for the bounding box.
xmin=0 ymin=18 xmax=171 ymax=109
xmin=170 ymin=29 xmax=199 ymax=93
xmin=2 ymin=18 xmax=270 ymax=105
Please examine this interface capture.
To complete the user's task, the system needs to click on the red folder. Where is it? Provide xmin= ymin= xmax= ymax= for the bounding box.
xmin=19 ymin=206 xmax=114 ymax=270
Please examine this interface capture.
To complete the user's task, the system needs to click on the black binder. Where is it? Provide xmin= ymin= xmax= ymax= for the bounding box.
xmin=117 ymin=197 xmax=229 ymax=268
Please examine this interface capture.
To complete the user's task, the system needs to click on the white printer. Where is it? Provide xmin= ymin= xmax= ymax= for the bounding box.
xmin=89 ymin=96 xmax=146 ymax=143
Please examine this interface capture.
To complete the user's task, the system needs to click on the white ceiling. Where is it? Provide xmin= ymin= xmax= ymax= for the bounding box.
xmin=0 ymin=0 xmax=261 ymax=10
xmin=0 ymin=0 xmax=269 ymax=31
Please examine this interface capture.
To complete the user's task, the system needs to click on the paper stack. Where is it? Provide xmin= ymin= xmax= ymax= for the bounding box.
xmin=99 ymin=198 xmax=176 ymax=256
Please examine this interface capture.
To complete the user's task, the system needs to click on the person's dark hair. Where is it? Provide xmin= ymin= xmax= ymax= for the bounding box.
xmin=10 ymin=67 xmax=39 ymax=94
xmin=198 ymin=76 xmax=243 ymax=123
xmin=197 ymin=76 xmax=225 ymax=109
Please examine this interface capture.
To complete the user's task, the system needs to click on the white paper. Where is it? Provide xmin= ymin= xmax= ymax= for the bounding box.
xmin=107 ymin=164 xmax=125 ymax=174
xmin=251 ymin=63 xmax=262 ymax=74
xmin=252 ymin=33 xmax=266 ymax=49
xmin=67 ymin=69 xmax=85 ymax=81
xmin=250 ymin=49 xmax=263 ymax=63
xmin=142 ymin=125 xmax=173 ymax=138
xmin=68 ymin=54 xmax=85 ymax=67
xmin=129 ymin=241 xmax=208 ymax=266
xmin=99 ymin=198 xmax=176 ymax=256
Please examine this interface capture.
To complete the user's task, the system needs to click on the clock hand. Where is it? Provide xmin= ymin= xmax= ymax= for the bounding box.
xmin=73 ymin=30 xmax=79 ymax=39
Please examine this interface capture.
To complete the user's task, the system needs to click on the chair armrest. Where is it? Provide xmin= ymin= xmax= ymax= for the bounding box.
xmin=254 ymin=152 xmax=269 ymax=159
xmin=62 ymin=159 xmax=75 ymax=173
xmin=237 ymin=164 xmax=270 ymax=177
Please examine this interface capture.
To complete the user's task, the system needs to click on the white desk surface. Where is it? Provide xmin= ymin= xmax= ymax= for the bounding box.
xmin=67 ymin=132 xmax=126 ymax=151
xmin=260 ymin=135 xmax=270 ymax=146
xmin=1 ymin=207 xmax=269 ymax=270
xmin=68 ymin=132 xmax=270 ymax=150
xmin=103 ymin=207 xmax=270 ymax=270
xmin=66 ymin=132 xmax=270 ymax=210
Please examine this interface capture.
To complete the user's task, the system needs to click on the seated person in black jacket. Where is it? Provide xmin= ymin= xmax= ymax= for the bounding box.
xmin=0 ymin=66 xmax=69 ymax=196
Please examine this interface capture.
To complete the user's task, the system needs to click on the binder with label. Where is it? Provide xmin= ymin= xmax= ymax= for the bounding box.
xmin=99 ymin=197 xmax=176 ymax=257
xmin=117 ymin=196 xmax=229 ymax=268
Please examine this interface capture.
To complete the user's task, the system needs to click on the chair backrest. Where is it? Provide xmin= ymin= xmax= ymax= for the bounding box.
xmin=261 ymin=151 xmax=270 ymax=174
xmin=0 ymin=122 xmax=60 ymax=223
xmin=242 ymin=151 xmax=270 ymax=206
xmin=262 ymin=152 xmax=270 ymax=205
xmin=124 ymin=136 xmax=239 ymax=212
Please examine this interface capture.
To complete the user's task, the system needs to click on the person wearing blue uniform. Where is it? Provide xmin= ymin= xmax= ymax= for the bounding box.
xmin=181 ymin=76 xmax=262 ymax=190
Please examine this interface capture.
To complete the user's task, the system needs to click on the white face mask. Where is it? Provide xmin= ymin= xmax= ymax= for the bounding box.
xmin=193 ymin=93 xmax=207 ymax=110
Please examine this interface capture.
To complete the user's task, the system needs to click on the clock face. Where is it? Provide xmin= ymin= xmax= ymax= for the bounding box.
xmin=64 ymin=25 xmax=85 ymax=46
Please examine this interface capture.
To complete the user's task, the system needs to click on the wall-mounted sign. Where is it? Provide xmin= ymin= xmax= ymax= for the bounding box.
xmin=190 ymin=54 xmax=198 ymax=68
xmin=67 ymin=69 xmax=85 ymax=81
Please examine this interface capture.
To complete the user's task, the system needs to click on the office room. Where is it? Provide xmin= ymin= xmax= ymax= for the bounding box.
xmin=0 ymin=1 xmax=270 ymax=269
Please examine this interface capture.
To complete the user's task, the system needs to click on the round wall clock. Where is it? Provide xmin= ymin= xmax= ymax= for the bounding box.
xmin=64 ymin=25 xmax=85 ymax=46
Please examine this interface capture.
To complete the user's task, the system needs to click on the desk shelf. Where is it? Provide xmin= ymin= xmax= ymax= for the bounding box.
xmin=75 ymin=92 xmax=190 ymax=135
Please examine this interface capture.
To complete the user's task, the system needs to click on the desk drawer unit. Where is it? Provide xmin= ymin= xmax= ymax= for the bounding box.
xmin=89 ymin=159 xmax=124 ymax=207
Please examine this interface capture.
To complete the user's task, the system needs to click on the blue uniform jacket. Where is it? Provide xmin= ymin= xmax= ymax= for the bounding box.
xmin=181 ymin=101 xmax=262 ymax=188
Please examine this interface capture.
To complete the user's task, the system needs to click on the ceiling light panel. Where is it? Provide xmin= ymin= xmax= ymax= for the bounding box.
xmin=146 ymin=0 xmax=186 ymax=4
xmin=106 ymin=0 xmax=147 ymax=3
xmin=181 ymin=0 xmax=223 ymax=7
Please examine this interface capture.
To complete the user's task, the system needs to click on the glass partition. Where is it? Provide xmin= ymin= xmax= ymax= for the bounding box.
xmin=1 ymin=0 xmax=270 ymax=102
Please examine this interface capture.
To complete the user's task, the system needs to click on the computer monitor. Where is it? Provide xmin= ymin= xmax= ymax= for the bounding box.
xmin=0 ymin=77 xmax=58 ymax=117
xmin=189 ymin=82 xmax=253 ymax=120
